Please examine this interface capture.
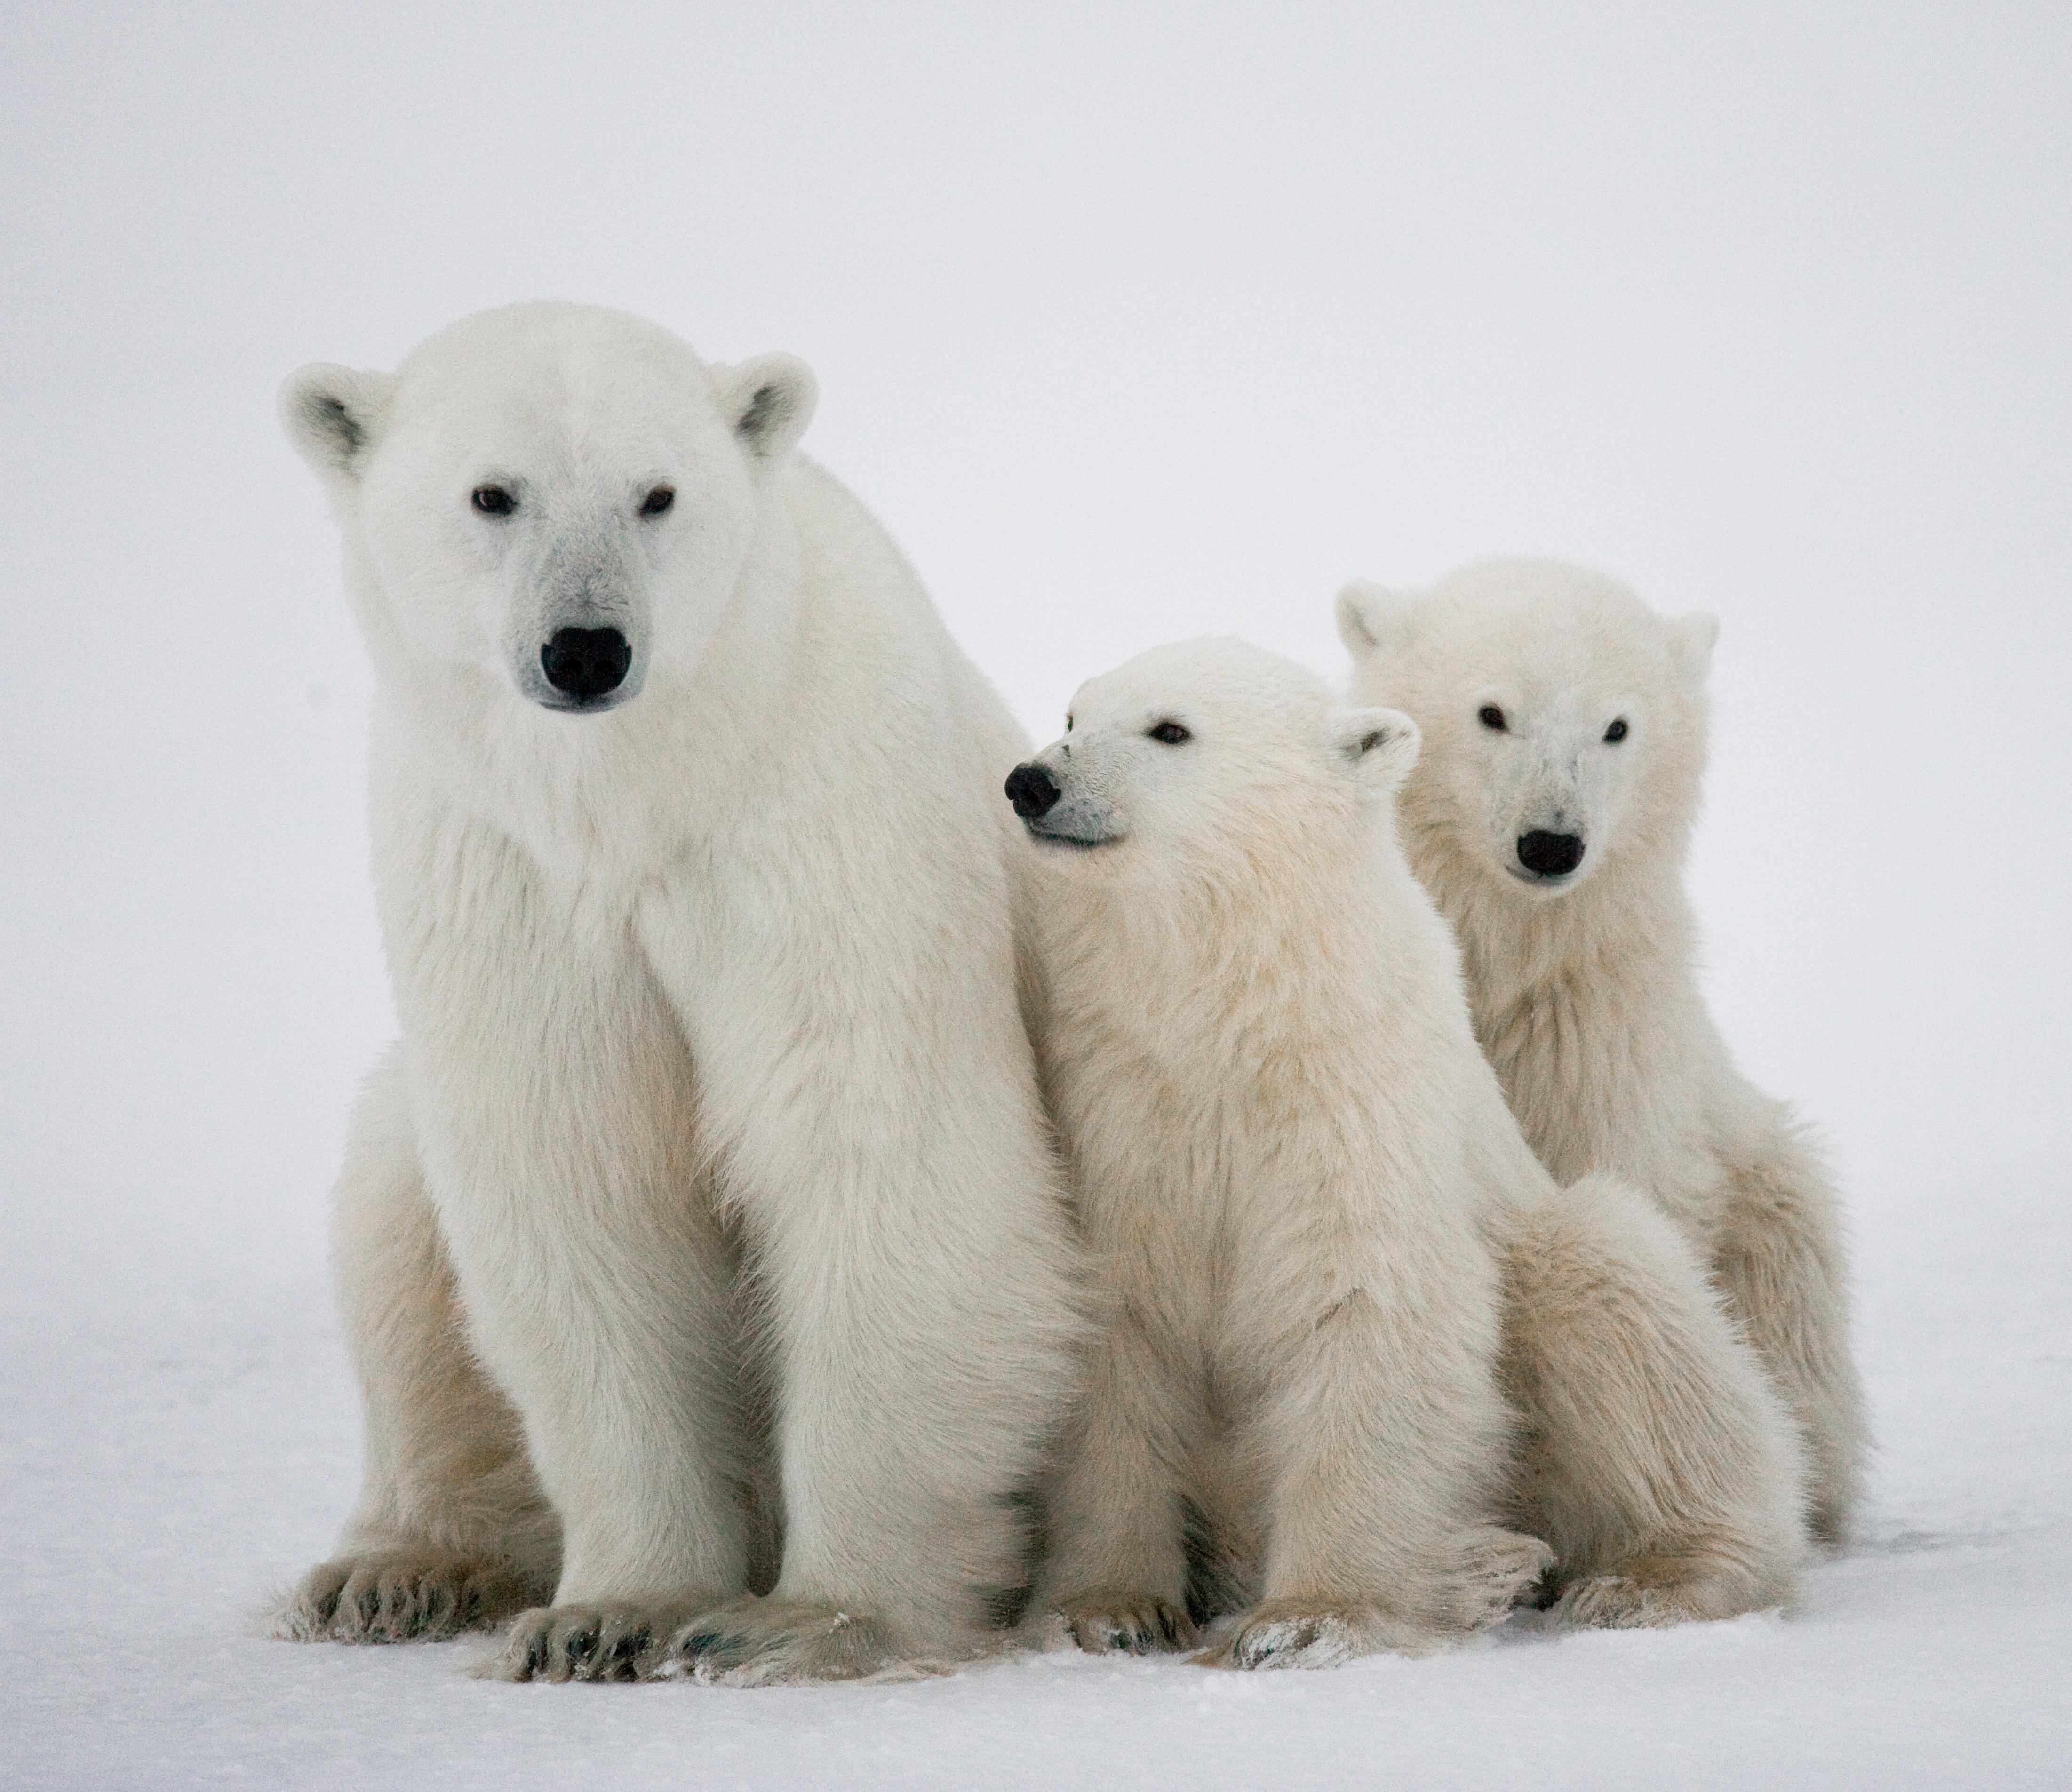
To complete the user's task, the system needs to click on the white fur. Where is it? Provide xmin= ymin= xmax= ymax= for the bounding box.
xmin=1017 ymin=640 xmax=1805 ymax=1669
xmin=271 ymin=302 xmax=1083 ymax=1684
xmin=1339 ymin=557 xmax=1870 ymax=1546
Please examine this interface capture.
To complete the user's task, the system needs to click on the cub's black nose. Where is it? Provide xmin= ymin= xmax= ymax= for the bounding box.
xmin=1517 ymin=830 xmax=1586 ymax=877
xmin=542 ymin=627 xmax=631 ymax=701
xmin=1005 ymin=762 xmax=1061 ymax=819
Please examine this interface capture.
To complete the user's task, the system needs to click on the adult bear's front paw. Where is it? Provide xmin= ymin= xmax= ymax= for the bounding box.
xmin=490 ymin=1602 xmax=700 ymax=1682
xmin=272 ymin=1551 xmax=547 ymax=1644
xmin=646 ymin=1597 xmax=941 ymax=1686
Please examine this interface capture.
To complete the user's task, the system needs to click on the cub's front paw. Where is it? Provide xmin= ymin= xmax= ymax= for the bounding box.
xmin=272 ymin=1552 xmax=547 ymax=1644
xmin=1196 ymin=1594 xmax=1480 ymax=1671
xmin=647 ymin=1597 xmax=936 ymax=1686
xmin=491 ymin=1603 xmax=697 ymax=1682
xmin=1197 ymin=1602 xmax=1381 ymax=1670
xmin=1048 ymin=1594 xmax=1197 ymax=1656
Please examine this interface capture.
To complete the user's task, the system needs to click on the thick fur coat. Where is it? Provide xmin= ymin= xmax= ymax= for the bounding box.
xmin=1339 ymin=558 xmax=1869 ymax=1546
xmin=272 ymin=303 xmax=1083 ymax=1684
xmin=1011 ymin=639 xmax=1806 ymax=1668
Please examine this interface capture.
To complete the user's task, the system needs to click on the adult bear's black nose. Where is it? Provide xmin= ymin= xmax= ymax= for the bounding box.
xmin=541 ymin=626 xmax=631 ymax=701
xmin=1517 ymin=830 xmax=1586 ymax=877
xmin=1005 ymin=762 xmax=1061 ymax=819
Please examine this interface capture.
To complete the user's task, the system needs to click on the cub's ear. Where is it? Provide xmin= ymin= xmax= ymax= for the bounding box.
xmin=279 ymin=363 xmax=394 ymax=482
xmin=1335 ymin=580 xmax=1419 ymax=662
xmin=1667 ymin=611 xmax=1720 ymax=686
xmin=717 ymin=352 xmax=818 ymax=461
xmin=1328 ymin=706 xmax=1421 ymax=794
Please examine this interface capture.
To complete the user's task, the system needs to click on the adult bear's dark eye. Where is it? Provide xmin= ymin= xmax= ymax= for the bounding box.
xmin=1148 ymin=720 xmax=1191 ymax=745
xmin=1478 ymin=705 xmax=1506 ymax=731
xmin=1603 ymin=717 xmax=1629 ymax=743
xmin=471 ymin=485 xmax=516 ymax=516
xmin=640 ymin=485 xmax=675 ymax=516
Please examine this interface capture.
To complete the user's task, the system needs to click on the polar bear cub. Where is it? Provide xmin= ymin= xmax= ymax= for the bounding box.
xmin=271 ymin=303 xmax=1083 ymax=1683
xmin=1010 ymin=639 xmax=1805 ymax=1665
xmin=1339 ymin=560 xmax=1869 ymax=1546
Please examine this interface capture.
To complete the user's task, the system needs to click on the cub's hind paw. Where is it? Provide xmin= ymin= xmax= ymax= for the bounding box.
xmin=272 ymin=1552 xmax=545 ymax=1644
xmin=1548 ymin=1574 xmax=1689 ymax=1629
xmin=1049 ymin=1595 xmax=1198 ymax=1656
xmin=1548 ymin=1564 xmax=1777 ymax=1631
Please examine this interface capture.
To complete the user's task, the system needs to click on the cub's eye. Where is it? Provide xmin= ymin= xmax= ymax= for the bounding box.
xmin=1065 ymin=715 xmax=1074 ymax=731
xmin=639 ymin=485 xmax=675 ymax=516
xmin=1477 ymin=705 xmax=1506 ymax=732
xmin=471 ymin=485 xmax=516 ymax=516
xmin=1147 ymin=720 xmax=1191 ymax=745
xmin=1603 ymin=717 xmax=1629 ymax=743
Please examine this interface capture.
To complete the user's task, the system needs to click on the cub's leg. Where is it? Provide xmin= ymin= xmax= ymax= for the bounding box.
xmin=1712 ymin=1120 xmax=1870 ymax=1549
xmin=1502 ymin=1173 xmax=1808 ymax=1627
xmin=1035 ymin=1306 xmax=1206 ymax=1656
xmin=272 ymin=1053 xmax=559 ymax=1644
xmin=1207 ymin=1242 xmax=1550 ymax=1670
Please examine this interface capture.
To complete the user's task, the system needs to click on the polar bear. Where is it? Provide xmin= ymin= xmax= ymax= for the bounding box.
xmin=271 ymin=302 xmax=1084 ymax=1684
xmin=1007 ymin=638 xmax=1806 ymax=1664
xmin=1338 ymin=559 xmax=1869 ymax=1547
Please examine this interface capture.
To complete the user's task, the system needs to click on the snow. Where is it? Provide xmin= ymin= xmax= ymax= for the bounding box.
xmin=3 ymin=4 xmax=2069 ymax=1786
xmin=8 ymin=1178 xmax=2071 ymax=1788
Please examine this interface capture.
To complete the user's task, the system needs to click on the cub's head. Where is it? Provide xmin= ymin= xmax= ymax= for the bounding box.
xmin=281 ymin=301 xmax=816 ymax=715
xmin=1337 ymin=558 xmax=1715 ymax=899
xmin=1005 ymin=637 xmax=1419 ymax=880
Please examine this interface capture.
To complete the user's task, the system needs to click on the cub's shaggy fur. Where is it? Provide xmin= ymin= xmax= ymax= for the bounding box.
xmin=1012 ymin=639 xmax=1806 ymax=1667
xmin=1340 ymin=558 xmax=1869 ymax=1545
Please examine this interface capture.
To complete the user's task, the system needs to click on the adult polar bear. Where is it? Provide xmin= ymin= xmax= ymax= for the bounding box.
xmin=1338 ymin=560 xmax=1869 ymax=1547
xmin=273 ymin=303 xmax=1082 ymax=1683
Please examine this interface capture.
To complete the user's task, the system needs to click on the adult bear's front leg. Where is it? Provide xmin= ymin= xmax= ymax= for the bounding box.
xmin=642 ymin=888 xmax=1086 ymax=1684
xmin=387 ymin=819 xmax=762 ymax=1679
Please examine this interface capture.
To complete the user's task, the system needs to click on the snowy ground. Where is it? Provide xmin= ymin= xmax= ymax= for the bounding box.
xmin=5 ymin=4 xmax=2071 ymax=1786
xmin=7 ymin=1173 xmax=2069 ymax=1790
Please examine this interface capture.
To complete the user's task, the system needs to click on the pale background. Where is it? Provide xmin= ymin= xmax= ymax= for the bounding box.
xmin=3 ymin=4 xmax=2067 ymax=1786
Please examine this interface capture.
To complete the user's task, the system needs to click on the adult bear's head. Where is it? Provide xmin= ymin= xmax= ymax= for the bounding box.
xmin=281 ymin=302 xmax=816 ymax=716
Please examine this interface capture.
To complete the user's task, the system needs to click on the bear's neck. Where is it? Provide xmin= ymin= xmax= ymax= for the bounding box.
xmin=1403 ymin=812 xmax=1712 ymax=1181
xmin=1053 ymin=830 xmax=1463 ymax=1074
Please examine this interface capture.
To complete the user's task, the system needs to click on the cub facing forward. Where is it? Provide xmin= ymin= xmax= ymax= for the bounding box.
xmin=272 ymin=303 xmax=1083 ymax=1683
xmin=1010 ymin=639 xmax=1805 ymax=1665
xmin=1339 ymin=560 xmax=1869 ymax=1546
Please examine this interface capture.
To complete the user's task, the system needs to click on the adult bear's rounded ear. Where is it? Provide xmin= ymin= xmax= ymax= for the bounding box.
xmin=1667 ymin=612 xmax=1721 ymax=687
xmin=279 ymin=363 xmax=395 ymax=482
xmin=1328 ymin=706 xmax=1421 ymax=794
xmin=1335 ymin=580 xmax=1419 ymax=662
xmin=717 ymin=353 xmax=818 ymax=462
